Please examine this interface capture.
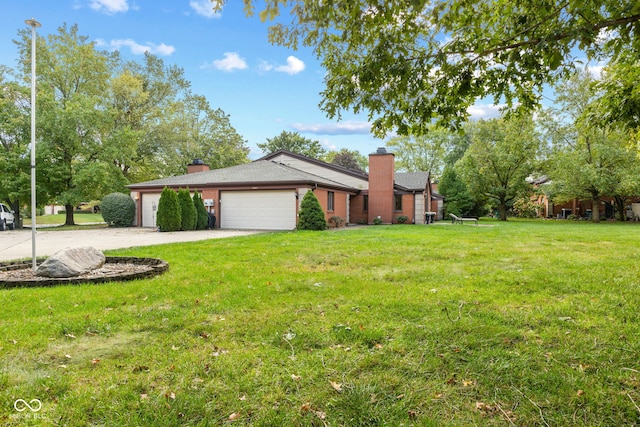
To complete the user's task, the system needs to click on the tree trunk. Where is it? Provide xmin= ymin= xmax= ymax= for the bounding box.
xmin=498 ymin=203 xmax=508 ymax=221
xmin=614 ymin=196 xmax=627 ymax=221
xmin=9 ymin=198 xmax=21 ymax=229
xmin=65 ymin=204 xmax=76 ymax=226
xmin=591 ymin=197 xmax=600 ymax=223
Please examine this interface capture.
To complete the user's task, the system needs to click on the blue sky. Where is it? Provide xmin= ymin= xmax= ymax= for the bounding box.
xmin=1 ymin=0 xmax=509 ymax=159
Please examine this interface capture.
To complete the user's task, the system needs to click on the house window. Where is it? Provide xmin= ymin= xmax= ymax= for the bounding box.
xmin=328 ymin=191 xmax=335 ymax=211
xmin=394 ymin=194 xmax=403 ymax=211
xmin=363 ymin=195 xmax=368 ymax=212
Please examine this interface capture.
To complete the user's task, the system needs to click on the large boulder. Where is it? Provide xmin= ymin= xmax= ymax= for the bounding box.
xmin=35 ymin=247 xmax=106 ymax=278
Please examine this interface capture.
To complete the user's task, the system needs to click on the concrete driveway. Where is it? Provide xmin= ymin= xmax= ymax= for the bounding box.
xmin=0 ymin=227 xmax=260 ymax=262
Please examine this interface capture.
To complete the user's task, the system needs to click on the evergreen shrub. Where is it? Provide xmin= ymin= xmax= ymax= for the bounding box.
xmin=193 ymin=192 xmax=209 ymax=230
xmin=178 ymin=188 xmax=197 ymax=231
xmin=156 ymin=187 xmax=181 ymax=232
xmin=100 ymin=192 xmax=135 ymax=227
xmin=297 ymin=191 xmax=326 ymax=230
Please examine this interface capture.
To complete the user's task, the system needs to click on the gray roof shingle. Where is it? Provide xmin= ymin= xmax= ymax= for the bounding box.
xmin=128 ymin=160 xmax=353 ymax=190
xmin=395 ymin=172 xmax=429 ymax=190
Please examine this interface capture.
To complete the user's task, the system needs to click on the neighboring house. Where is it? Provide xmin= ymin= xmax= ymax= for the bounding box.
xmin=127 ymin=148 xmax=442 ymax=230
xmin=529 ymin=176 xmax=640 ymax=219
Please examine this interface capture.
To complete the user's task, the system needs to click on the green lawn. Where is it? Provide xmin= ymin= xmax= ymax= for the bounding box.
xmin=1 ymin=221 xmax=639 ymax=426
xmin=23 ymin=213 xmax=106 ymax=227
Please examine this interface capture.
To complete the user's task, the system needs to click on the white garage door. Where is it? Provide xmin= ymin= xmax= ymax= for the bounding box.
xmin=141 ymin=193 xmax=161 ymax=228
xmin=220 ymin=190 xmax=296 ymax=230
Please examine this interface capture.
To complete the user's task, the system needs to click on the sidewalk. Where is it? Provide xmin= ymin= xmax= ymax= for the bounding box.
xmin=0 ymin=227 xmax=259 ymax=262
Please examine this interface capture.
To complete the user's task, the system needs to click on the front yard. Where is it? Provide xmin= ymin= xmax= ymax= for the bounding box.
xmin=1 ymin=221 xmax=639 ymax=426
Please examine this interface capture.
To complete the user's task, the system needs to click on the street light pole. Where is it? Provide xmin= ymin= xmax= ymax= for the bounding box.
xmin=25 ymin=18 xmax=41 ymax=272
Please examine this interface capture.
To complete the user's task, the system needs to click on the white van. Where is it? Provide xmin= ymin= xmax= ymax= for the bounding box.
xmin=0 ymin=203 xmax=15 ymax=231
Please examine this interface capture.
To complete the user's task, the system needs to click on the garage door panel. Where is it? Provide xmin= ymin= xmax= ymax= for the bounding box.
xmin=221 ymin=190 xmax=296 ymax=230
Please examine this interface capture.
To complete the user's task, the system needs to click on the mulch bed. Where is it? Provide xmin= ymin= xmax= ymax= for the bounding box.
xmin=0 ymin=257 xmax=168 ymax=288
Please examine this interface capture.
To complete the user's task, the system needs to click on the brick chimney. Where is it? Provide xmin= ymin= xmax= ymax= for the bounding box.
xmin=187 ymin=159 xmax=209 ymax=174
xmin=368 ymin=147 xmax=395 ymax=224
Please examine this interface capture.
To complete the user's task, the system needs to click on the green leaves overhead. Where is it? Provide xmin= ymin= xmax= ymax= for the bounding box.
xmin=218 ymin=0 xmax=640 ymax=136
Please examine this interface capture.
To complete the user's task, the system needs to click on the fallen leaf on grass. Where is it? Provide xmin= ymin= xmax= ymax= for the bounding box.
xmin=140 ymin=394 xmax=149 ymax=400
xmin=301 ymin=404 xmax=326 ymax=420
xmin=65 ymin=334 xmax=76 ymax=339
xmin=330 ymin=381 xmax=343 ymax=392
xmin=91 ymin=358 xmax=100 ymax=365
xmin=577 ymin=389 xmax=585 ymax=396
xmin=291 ymin=374 xmax=301 ymax=381
xmin=462 ymin=379 xmax=475 ymax=387
xmin=228 ymin=412 xmax=241 ymax=421
xmin=165 ymin=392 xmax=176 ymax=400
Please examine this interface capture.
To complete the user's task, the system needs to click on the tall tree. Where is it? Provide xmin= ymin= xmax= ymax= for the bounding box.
xmin=155 ymin=94 xmax=250 ymax=175
xmin=258 ymin=130 xmax=326 ymax=158
xmin=385 ymin=127 xmax=456 ymax=175
xmin=12 ymin=24 xmax=250 ymax=227
xmin=458 ymin=117 xmax=540 ymax=220
xmin=16 ymin=24 xmax=113 ymax=225
xmin=323 ymin=148 xmax=367 ymax=172
xmin=0 ymin=67 xmax=34 ymax=222
xmin=544 ymin=70 xmax=639 ymax=222
xmin=438 ymin=166 xmax=476 ymax=217
xmin=215 ymin=0 xmax=640 ymax=136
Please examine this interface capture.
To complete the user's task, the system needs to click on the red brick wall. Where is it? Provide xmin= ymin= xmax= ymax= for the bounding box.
xmin=311 ymin=188 xmax=348 ymax=224
xmin=368 ymin=150 xmax=395 ymax=224
xmin=350 ymin=194 xmax=368 ymax=224
xmin=393 ymin=193 xmax=414 ymax=223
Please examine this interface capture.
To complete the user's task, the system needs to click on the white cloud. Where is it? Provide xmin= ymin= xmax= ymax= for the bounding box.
xmin=320 ymin=138 xmax=338 ymax=151
xmin=89 ymin=0 xmax=129 ymax=14
xmin=95 ymin=39 xmax=175 ymax=56
xmin=291 ymin=121 xmax=371 ymax=135
xmin=257 ymin=60 xmax=274 ymax=73
xmin=190 ymin=0 xmax=221 ymax=18
xmin=466 ymin=104 xmax=504 ymax=120
xmin=201 ymin=52 xmax=248 ymax=72
xmin=275 ymin=56 xmax=305 ymax=75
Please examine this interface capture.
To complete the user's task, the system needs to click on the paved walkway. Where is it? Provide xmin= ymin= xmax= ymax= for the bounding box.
xmin=0 ymin=227 xmax=260 ymax=262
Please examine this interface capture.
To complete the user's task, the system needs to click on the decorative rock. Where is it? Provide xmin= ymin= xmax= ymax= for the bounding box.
xmin=35 ymin=247 xmax=106 ymax=278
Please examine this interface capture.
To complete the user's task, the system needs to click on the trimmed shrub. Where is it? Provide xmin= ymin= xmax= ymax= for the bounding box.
xmin=178 ymin=188 xmax=197 ymax=231
xmin=100 ymin=192 xmax=135 ymax=227
xmin=396 ymin=215 xmax=409 ymax=224
xmin=328 ymin=215 xmax=345 ymax=228
xmin=297 ymin=191 xmax=326 ymax=230
xmin=156 ymin=187 xmax=181 ymax=232
xmin=193 ymin=192 xmax=209 ymax=230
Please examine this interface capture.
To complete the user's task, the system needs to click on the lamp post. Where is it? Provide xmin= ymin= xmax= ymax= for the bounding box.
xmin=25 ymin=18 xmax=41 ymax=272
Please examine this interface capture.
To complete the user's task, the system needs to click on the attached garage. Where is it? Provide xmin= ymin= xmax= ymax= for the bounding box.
xmin=220 ymin=190 xmax=297 ymax=230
